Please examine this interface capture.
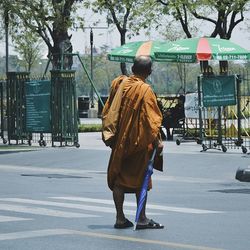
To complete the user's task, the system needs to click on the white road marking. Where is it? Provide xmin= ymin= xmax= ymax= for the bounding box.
xmin=0 ymin=229 xmax=70 ymax=241
xmin=0 ymin=165 xmax=104 ymax=176
xmin=0 ymin=228 xmax=225 ymax=250
xmin=51 ymin=196 xmax=223 ymax=214
xmin=0 ymin=215 xmax=32 ymax=222
xmin=0 ymin=198 xmax=161 ymax=216
xmin=0 ymin=204 xmax=99 ymax=218
xmin=70 ymin=229 xmax=225 ymax=250
xmin=153 ymin=175 xmax=224 ymax=184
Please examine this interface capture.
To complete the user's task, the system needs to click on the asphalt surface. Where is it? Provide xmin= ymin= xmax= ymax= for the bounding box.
xmin=0 ymin=129 xmax=250 ymax=250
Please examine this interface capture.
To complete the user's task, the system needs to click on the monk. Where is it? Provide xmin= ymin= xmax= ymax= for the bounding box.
xmin=102 ymin=56 xmax=164 ymax=229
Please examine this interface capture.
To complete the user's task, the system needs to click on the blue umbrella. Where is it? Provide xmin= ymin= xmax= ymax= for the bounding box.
xmin=134 ymin=148 xmax=157 ymax=230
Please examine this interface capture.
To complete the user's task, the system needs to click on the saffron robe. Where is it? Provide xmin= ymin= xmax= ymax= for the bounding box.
xmin=103 ymin=75 xmax=162 ymax=192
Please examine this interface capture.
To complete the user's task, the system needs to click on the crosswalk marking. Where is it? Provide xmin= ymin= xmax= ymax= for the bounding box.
xmin=0 ymin=196 xmax=223 ymax=222
xmin=0 ymin=196 xmax=224 ymax=250
xmin=51 ymin=196 xmax=223 ymax=214
xmin=0 ymin=204 xmax=99 ymax=218
xmin=0 ymin=198 xmax=161 ymax=216
xmin=0 ymin=215 xmax=32 ymax=222
xmin=0 ymin=229 xmax=70 ymax=241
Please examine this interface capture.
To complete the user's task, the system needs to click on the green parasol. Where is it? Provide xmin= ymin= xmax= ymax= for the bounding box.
xmin=154 ymin=37 xmax=250 ymax=63
xmin=107 ymin=40 xmax=167 ymax=63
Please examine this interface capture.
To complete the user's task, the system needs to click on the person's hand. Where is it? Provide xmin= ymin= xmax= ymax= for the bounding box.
xmin=152 ymin=139 xmax=163 ymax=156
xmin=157 ymin=142 xmax=164 ymax=156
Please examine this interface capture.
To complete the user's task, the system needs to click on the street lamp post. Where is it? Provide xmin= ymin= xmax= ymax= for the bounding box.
xmin=84 ymin=26 xmax=108 ymax=109
xmin=4 ymin=9 xmax=9 ymax=75
xmin=90 ymin=28 xmax=94 ymax=108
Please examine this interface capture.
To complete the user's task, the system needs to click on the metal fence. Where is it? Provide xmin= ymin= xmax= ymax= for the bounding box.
xmin=0 ymin=80 xmax=7 ymax=144
xmin=6 ymin=72 xmax=31 ymax=144
xmin=198 ymin=70 xmax=250 ymax=153
xmin=0 ymin=71 xmax=79 ymax=147
xmin=50 ymin=70 xmax=79 ymax=147
xmin=158 ymin=69 xmax=250 ymax=153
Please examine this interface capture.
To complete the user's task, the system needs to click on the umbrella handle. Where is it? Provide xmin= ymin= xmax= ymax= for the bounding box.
xmin=150 ymin=148 xmax=157 ymax=162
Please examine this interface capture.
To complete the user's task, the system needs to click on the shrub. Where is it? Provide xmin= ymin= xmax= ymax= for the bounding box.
xmin=78 ymin=124 xmax=102 ymax=132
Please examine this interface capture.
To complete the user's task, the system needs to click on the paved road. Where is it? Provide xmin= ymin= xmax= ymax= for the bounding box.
xmin=0 ymin=132 xmax=250 ymax=250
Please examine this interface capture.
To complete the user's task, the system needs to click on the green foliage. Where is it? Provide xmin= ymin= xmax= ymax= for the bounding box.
xmin=84 ymin=0 xmax=161 ymax=43
xmin=150 ymin=62 xmax=200 ymax=95
xmin=12 ymin=27 xmax=45 ymax=71
xmin=75 ymin=52 xmax=121 ymax=96
xmin=0 ymin=0 xmax=249 ymax=79
xmin=157 ymin=0 xmax=250 ymax=39
xmin=1 ymin=0 xmax=85 ymax=58
xmin=242 ymin=128 xmax=250 ymax=136
xmin=78 ymin=123 xmax=102 ymax=132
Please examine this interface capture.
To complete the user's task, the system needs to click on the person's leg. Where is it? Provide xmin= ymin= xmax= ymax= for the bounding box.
xmin=135 ymin=191 xmax=164 ymax=229
xmin=113 ymin=185 xmax=126 ymax=224
xmin=113 ymin=185 xmax=134 ymax=228
xmin=166 ymin=127 xmax=173 ymax=141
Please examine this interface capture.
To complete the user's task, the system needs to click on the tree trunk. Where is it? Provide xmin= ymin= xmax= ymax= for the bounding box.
xmin=219 ymin=61 xmax=228 ymax=75
xmin=50 ymin=30 xmax=73 ymax=69
xmin=120 ymin=29 xmax=128 ymax=75
xmin=200 ymin=61 xmax=209 ymax=74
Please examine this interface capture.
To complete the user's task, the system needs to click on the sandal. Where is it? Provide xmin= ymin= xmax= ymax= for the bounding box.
xmin=136 ymin=219 xmax=164 ymax=230
xmin=114 ymin=218 xmax=134 ymax=229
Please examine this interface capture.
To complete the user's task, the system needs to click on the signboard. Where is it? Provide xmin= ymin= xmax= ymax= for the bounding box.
xmin=26 ymin=80 xmax=51 ymax=132
xmin=202 ymin=75 xmax=236 ymax=107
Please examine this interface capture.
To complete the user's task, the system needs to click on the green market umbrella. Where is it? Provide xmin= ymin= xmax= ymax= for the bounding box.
xmin=107 ymin=40 xmax=166 ymax=63
xmin=154 ymin=37 xmax=250 ymax=63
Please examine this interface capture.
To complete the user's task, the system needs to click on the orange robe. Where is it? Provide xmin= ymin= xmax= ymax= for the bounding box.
xmin=103 ymin=75 xmax=162 ymax=192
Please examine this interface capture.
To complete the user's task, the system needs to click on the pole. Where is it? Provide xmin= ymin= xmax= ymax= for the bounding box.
xmin=236 ymin=74 xmax=242 ymax=145
xmin=90 ymin=28 xmax=94 ymax=108
xmin=183 ymin=63 xmax=186 ymax=94
xmin=76 ymin=54 xmax=104 ymax=107
xmin=197 ymin=75 xmax=203 ymax=142
xmin=4 ymin=9 xmax=9 ymax=75
xmin=83 ymin=26 xmax=108 ymax=108
xmin=4 ymin=9 xmax=9 ymax=144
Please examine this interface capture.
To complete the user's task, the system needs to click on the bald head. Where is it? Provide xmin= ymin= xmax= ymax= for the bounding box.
xmin=132 ymin=56 xmax=152 ymax=78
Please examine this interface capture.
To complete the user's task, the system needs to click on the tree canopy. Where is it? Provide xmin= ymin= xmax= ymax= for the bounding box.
xmin=157 ymin=0 xmax=250 ymax=39
xmin=0 ymin=0 xmax=249 ymax=89
xmin=0 ymin=0 xmax=85 ymax=69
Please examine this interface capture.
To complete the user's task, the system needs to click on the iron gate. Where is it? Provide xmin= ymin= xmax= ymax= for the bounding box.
xmin=6 ymin=72 xmax=31 ymax=144
xmin=50 ymin=70 xmax=79 ymax=147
